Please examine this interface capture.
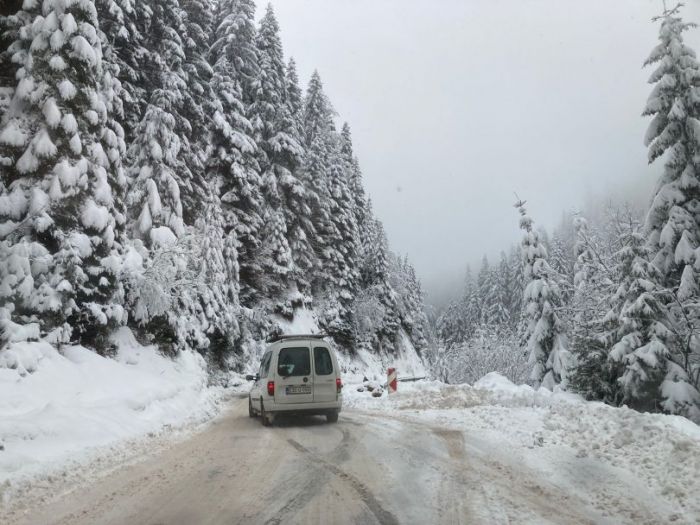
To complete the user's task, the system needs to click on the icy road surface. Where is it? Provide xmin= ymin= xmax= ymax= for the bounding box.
xmin=5 ymin=377 xmax=700 ymax=525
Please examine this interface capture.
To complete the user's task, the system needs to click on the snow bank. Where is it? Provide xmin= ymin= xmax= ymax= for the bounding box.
xmin=0 ymin=328 xmax=227 ymax=501
xmin=345 ymin=373 xmax=700 ymax=523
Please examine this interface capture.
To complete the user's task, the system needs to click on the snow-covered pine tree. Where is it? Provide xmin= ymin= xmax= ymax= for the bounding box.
xmin=400 ymin=257 xmax=429 ymax=352
xmin=475 ymin=256 xmax=489 ymax=324
xmin=178 ymin=0 xmax=215 ymax=224
xmin=299 ymin=71 xmax=346 ymax=307
xmin=277 ymin=56 xmax=317 ymax=296
xmin=251 ymin=4 xmax=306 ymax=311
xmin=194 ymin=194 xmax=241 ymax=365
xmin=607 ymin=231 xmax=675 ymax=411
xmin=124 ymin=0 xmax=198 ymax=246
xmin=285 ymin=57 xmax=303 ymax=122
xmin=548 ymin=214 xmax=575 ymax=278
xmin=94 ymin=0 xmax=153 ymax=143
xmin=478 ymin=255 xmax=506 ymax=326
xmin=571 ymin=215 xmax=611 ymax=320
xmin=211 ymin=0 xmax=259 ymax=106
xmin=303 ymin=70 xmax=335 ymax=145
xmin=0 ymin=0 xmax=127 ymax=352
xmin=507 ymin=245 xmax=524 ymax=327
xmin=461 ymin=267 xmax=482 ymax=341
xmin=357 ymin=217 xmax=399 ymax=349
xmin=322 ymin=134 xmax=361 ymax=343
xmin=436 ymin=300 xmax=464 ymax=350
xmin=493 ymin=251 xmax=514 ymax=327
xmin=208 ymin=0 xmax=264 ymax=307
xmin=258 ymin=207 xmax=293 ymax=302
xmin=515 ymin=199 xmax=572 ymax=389
xmin=436 ymin=266 xmax=478 ymax=346
xmin=640 ymin=4 xmax=700 ymax=418
xmin=568 ymin=215 xmax=616 ymax=401
xmin=127 ymin=92 xmax=186 ymax=246
xmin=340 ymin=123 xmax=368 ymax=241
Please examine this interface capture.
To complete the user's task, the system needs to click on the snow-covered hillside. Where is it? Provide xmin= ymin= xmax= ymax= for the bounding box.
xmin=0 ymin=328 xmax=241 ymax=505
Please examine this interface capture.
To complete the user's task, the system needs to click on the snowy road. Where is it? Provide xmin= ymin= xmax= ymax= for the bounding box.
xmin=6 ymin=388 xmax=689 ymax=525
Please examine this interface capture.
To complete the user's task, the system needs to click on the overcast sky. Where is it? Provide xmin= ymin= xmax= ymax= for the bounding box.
xmin=255 ymin=0 xmax=700 ymax=305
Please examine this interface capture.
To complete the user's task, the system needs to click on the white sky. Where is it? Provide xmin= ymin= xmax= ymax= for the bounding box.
xmin=256 ymin=0 xmax=700 ymax=305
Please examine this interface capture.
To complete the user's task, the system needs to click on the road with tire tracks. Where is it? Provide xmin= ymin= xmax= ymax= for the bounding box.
xmin=6 ymin=395 xmax=644 ymax=524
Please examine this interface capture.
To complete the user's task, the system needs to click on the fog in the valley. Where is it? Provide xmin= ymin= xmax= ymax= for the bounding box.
xmin=257 ymin=0 xmax=700 ymax=308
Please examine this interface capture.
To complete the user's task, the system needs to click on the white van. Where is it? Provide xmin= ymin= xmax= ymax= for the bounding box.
xmin=246 ymin=334 xmax=343 ymax=426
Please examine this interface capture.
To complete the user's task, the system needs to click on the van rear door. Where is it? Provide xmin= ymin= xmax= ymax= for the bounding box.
xmin=312 ymin=346 xmax=337 ymax=403
xmin=275 ymin=346 xmax=314 ymax=404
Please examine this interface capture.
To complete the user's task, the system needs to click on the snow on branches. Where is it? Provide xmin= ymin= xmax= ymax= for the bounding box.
xmin=515 ymin=199 xmax=573 ymax=390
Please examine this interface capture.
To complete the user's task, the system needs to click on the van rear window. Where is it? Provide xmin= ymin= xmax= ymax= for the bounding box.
xmin=277 ymin=347 xmax=310 ymax=377
xmin=314 ymin=347 xmax=333 ymax=375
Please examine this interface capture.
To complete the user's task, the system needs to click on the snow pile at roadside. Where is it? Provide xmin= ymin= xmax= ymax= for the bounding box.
xmin=344 ymin=373 xmax=700 ymax=523
xmin=0 ymin=327 xmax=228 ymax=497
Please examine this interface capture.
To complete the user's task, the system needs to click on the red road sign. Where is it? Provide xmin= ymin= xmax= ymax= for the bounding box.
xmin=387 ymin=367 xmax=397 ymax=394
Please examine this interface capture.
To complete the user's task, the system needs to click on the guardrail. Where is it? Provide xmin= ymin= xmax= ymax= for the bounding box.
xmin=398 ymin=376 xmax=426 ymax=383
xmin=382 ymin=376 xmax=426 ymax=388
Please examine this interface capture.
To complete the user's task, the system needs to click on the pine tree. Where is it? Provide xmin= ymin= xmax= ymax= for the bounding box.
xmin=569 ymin=216 xmax=616 ymax=401
xmin=402 ymin=258 xmax=429 ymax=352
xmin=210 ymin=0 xmax=259 ymax=106
xmin=508 ymin=245 xmax=524 ymax=328
xmin=607 ymin=231 xmax=674 ymax=411
xmin=285 ymin=57 xmax=303 ymax=123
xmin=194 ymin=194 xmax=240 ymax=364
xmin=493 ymin=251 xmax=514 ymax=327
xmin=303 ymin=70 xmax=334 ymax=146
xmin=275 ymin=56 xmax=316 ymax=296
xmin=515 ymin=199 xmax=572 ymax=389
xmin=640 ymin=4 xmax=700 ymax=418
xmin=363 ymin=219 xmax=399 ymax=348
xmin=0 ymin=0 xmax=127 ymax=351
xmin=325 ymin=135 xmax=360 ymax=302
xmin=300 ymin=71 xmax=356 ymax=328
xmin=127 ymin=92 xmax=186 ymax=245
xmin=178 ymin=0 xmax=216 ymax=224
xmin=251 ymin=4 xmax=307 ymax=308
xmin=208 ymin=0 xmax=264 ymax=307
xmin=478 ymin=256 xmax=505 ymax=326
xmin=340 ymin=123 xmax=368 ymax=238
xmin=94 ymin=0 xmax=151 ymax=144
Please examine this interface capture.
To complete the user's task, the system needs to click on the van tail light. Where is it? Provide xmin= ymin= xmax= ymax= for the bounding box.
xmin=267 ymin=381 xmax=275 ymax=396
xmin=336 ymin=377 xmax=343 ymax=393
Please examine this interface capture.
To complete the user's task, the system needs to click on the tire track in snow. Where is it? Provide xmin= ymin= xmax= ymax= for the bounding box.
xmin=284 ymin=436 xmax=399 ymax=525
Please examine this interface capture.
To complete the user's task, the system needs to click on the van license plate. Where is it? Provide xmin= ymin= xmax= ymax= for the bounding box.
xmin=286 ymin=385 xmax=311 ymax=395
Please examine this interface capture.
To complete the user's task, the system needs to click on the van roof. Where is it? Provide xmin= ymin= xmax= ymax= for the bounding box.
xmin=267 ymin=333 xmax=328 ymax=343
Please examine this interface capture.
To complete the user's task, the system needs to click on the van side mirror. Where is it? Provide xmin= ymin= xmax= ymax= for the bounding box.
xmin=245 ymin=374 xmax=259 ymax=381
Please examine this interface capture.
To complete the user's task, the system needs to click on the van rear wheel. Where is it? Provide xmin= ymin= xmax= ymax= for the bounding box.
xmin=260 ymin=399 xmax=272 ymax=427
xmin=248 ymin=397 xmax=255 ymax=418
xmin=326 ymin=411 xmax=339 ymax=423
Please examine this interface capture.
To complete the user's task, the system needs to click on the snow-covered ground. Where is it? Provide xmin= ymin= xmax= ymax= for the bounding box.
xmin=0 ymin=327 xmax=243 ymax=507
xmin=345 ymin=373 xmax=700 ymax=523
